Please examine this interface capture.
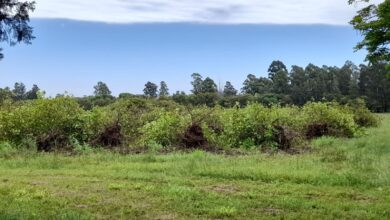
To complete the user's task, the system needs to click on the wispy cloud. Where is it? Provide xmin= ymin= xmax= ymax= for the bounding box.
xmin=32 ymin=0 xmax=382 ymax=25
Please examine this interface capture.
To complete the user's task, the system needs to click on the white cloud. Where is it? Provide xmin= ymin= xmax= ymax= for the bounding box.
xmin=32 ymin=0 xmax=383 ymax=25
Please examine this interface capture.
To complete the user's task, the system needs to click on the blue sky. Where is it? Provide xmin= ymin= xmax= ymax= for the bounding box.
xmin=0 ymin=0 xmax=379 ymax=96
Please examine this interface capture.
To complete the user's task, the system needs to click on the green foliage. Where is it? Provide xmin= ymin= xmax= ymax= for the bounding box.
xmin=139 ymin=111 xmax=190 ymax=147
xmin=0 ymin=116 xmax=389 ymax=219
xmin=346 ymin=98 xmax=380 ymax=127
xmin=187 ymin=93 xmax=219 ymax=107
xmin=0 ymin=94 xmax=379 ymax=151
xmin=104 ymin=98 xmax=181 ymax=143
xmin=80 ymin=107 xmax=114 ymax=142
xmin=207 ymin=104 xmax=275 ymax=148
xmin=94 ymin=81 xmax=112 ymax=96
xmin=77 ymin=95 xmax=116 ymax=110
xmin=223 ymin=81 xmax=237 ymax=96
xmin=241 ymin=74 xmax=273 ymax=95
xmin=201 ymin=77 xmax=218 ymax=93
xmin=0 ymin=0 xmax=35 ymax=60
xmin=143 ymin=81 xmax=158 ymax=98
xmin=159 ymin=81 xmax=169 ymax=97
xmin=302 ymin=102 xmax=359 ymax=137
xmin=358 ymin=63 xmax=390 ymax=112
xmin=0 ymin=142 xmax=18 ymax=158
xmin=71 ymin=138 xmax=94 ymax=155
xmin=349 ymin=0 xmax=390 ymax=63
xmin=0 ymin=98 xmax=84 ymax=144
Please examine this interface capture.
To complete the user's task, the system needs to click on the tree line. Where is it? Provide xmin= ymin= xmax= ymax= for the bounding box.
xmin=1 ymin=60 xmax=389 ymax=112
xmin=0 ymin=83 xmax=43 ymax=101
xmin=172 ymin=60 xmax=389 ymax=112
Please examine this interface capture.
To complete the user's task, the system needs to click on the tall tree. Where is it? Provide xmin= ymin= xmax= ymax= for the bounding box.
xmin=268 ymin=60 xmax=288 ymax=81
xmin=322 ymin=66 xmax=341 ymax=99
xmin=349 ymin=67 xmax=361 ymax=98
xmin=241 ymin=74 xmax=259 ymax=95
xmin=172 ymin=91 xmax=187 ymax=104
xmin=271 ymin=70 xmax=290 ymax=94
xmin=0 ymin=87 xmax=13 ymax=103
xmin=223 ymin=81 xmax=238 ymax=96
xmin=201 ymin=77 xmax=218 ymax=93
xmin=305 ymin=64 xmax=328 ymax=101
xmin=191 ymin=73 xmax=203 ymax=95
xmin=26 ymin=84 xmax=40 ymax=100
xmin=257 ymin=77 xmax=273 ymax=94
xmin=0 ymin=0 xmax=35 ymax=60
xmin=241 ymin=74 xmax=273 ymax=95
xmin=159 ymin=81 xmax=169 ymax=97
xmin=94 ymin=81 xmax=111 ymax=96
xmin=290 ymin=65 xmax=309 ymax=105
xmin=358 ymin=62 xmax=390 ymax=112
xmin=349 ymin=0 xmax=390 ymax=63
xmin=12 ymin=82 xmax=26 ymax=100
xmin=143 ymin=81 xmax=158 ymax=98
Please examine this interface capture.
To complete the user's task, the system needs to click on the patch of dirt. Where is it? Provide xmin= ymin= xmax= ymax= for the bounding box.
xmin=337 ymin=192 xmax=377 ymax=203
xmin=304 ymin=192 xmax=324 ymax=199
xmin=37 ymin=131 xmax=70 ymax=152
xmin=155 ymin=214 xmax=177 ymax=220
xmin=30 ymin=182 xmax=47 ymax=186
xmin=76 ymin=205 xmax=88 ymax=209
xmin=282 ymin=145 xmax=313 ymax=155
xmin=92 ymin=123 xmax=123 ymax=148
xmin=306 ymin=123 xmax=329 ymax=139
xmin=273 ymin=125 xmax=298 ymax=151
xmin=204 ymin=184 xmax=241 ymax=195
xmin=259 ymin=207 xmax=283 ymax=216
xmin=181 ymin=124 xmax=208 ymax=148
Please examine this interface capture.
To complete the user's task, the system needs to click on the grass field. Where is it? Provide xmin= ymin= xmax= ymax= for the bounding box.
xmin=0 ymin=115 xmax=389 ymax=219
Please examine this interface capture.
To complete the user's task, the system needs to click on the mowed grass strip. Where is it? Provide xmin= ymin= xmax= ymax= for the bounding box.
xmin=0 ymin=115 xmax=389 ymax=219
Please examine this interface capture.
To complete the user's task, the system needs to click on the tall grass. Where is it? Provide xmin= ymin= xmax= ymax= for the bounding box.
xmin=0 ymin=115 xmax=388 ymax=219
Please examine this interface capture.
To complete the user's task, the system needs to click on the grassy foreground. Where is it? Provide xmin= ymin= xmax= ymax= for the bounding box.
xmin=0 ymin=116 xmax=389 ymax=219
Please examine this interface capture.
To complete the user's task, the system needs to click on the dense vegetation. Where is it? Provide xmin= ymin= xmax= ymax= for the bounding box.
xmin=0 ymin=91 xmax=379 ymax=153
xmin=0 ymin=115 xmax=388 ymax=219
xmin=1 ymin=60 xmax=384 ymax=153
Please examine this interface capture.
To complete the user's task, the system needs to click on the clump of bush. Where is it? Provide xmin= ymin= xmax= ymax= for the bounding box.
xmin=0 ymin=98 xmax=85 ymax=151
xmin=302 ymin=102 xmax=359 ymax=138
xmin=139 ymin=110 xmax=190 ymax=147
xmin=346 ymin=99 xmax=379 ymax=127
xmin=210 ymin=104 xmax=275 ymax=148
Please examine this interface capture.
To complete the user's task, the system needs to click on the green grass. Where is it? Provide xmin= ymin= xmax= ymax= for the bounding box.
xmin=0 ymin=115 xmax=389 ymax=219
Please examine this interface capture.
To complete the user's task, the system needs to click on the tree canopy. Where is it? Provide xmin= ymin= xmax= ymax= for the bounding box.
xmin=144 ymin=81 xmax=158 ymax=98
xmin=159 ymin=81 xmax=169 ymax=97
xmin=0 ymin=0 xmax=35 ymax=60
xmin=223 ymin=81 xmax=238 ymax=96
xmin=349 ymin=0 xmax=390 ymax=63
xmin=94 ymin=81 xmax=111 ymax=96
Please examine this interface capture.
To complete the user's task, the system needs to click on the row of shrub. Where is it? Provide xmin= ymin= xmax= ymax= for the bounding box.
xmin=0 ymin=97 xmax=379 ymax=152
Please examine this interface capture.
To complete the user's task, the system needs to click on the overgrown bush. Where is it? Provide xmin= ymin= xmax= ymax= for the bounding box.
xmin=0 ymin=97 xmax=378 ymax=152
xmin=80 ymin=107 xmax=114 ymax=143
xmin=346 ymin=99 xmax=379 ymax=127
xmin=0 ymin=98 xmax=84 ymax=148
xmin=102 ymin=98 xmax=182 ymax=144
xmin=302 ymin=102 xmax=359 ymax=138
xmin=205 ymin=104 xmax=276 ymax=148
xmin=139 ymin=110 xmax=190 ymax=147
